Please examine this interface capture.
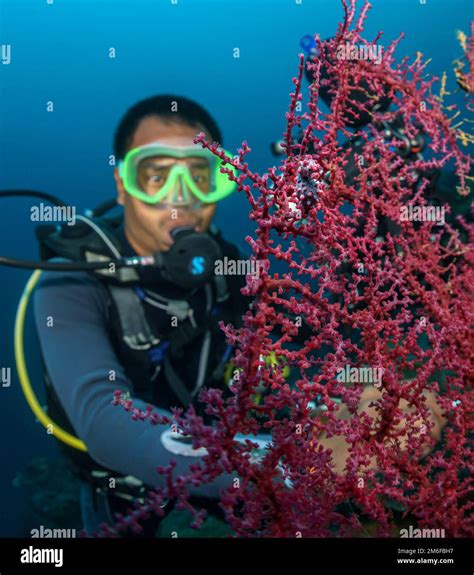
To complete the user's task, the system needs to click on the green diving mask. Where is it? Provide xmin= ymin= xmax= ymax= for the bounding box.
xmin=118 ymin=142 xmax=237 ymax=207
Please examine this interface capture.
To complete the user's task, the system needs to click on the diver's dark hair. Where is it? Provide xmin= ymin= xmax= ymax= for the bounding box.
xmin=113 ymin=94 xmax=223 ymax=160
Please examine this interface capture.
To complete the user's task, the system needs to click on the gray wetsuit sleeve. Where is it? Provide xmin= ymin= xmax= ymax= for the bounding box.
xmin=33 ymin=269 xmax=231 ymax=497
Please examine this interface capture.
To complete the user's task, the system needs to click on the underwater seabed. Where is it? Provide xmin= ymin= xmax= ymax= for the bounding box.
xmin=13 ymin=457 xmax=437 ymax=538
xmin=13 ymin=457 xmax=232 ymax=538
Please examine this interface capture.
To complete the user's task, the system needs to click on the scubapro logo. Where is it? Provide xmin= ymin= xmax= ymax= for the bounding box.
xmin=190 ymin=256 xmax=205 ymax=275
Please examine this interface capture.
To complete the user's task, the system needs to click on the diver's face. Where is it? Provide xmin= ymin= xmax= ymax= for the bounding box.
xmin=114 ymin=116 xmax=217 ymax=254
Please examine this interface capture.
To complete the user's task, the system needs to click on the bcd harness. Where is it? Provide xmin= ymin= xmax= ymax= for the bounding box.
xmin=36 ymin=215 xmax=246 ymax=498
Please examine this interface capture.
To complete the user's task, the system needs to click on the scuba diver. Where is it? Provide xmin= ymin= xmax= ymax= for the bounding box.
xmin=1 ymin=94 xmax=269 ymax=535
xmin=2 ymin=46 xmax=458 ymax=533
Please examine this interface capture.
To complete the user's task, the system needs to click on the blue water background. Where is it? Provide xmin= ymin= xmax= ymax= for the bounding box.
xmin=0 ymin=0 xmax=472 ymax=535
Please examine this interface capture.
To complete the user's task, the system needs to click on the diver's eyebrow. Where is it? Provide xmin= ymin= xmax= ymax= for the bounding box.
xmin=188 ymin=160 xmax=210 ymax=168
xmin=141 ymin=159 xmax=173 ymax=170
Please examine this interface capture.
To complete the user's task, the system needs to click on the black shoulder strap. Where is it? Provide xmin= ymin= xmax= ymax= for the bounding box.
xmin=106 ymin=280 xmax=215 ymax=406
xmin=36 ymin=215 xmax=121 ymax=261
xmin=107 ymin=285 xmax=161 ymax=350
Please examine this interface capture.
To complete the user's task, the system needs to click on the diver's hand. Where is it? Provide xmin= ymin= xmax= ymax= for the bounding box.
xmin=160 ymin=429 xmax=272 ymax=462
xmin=317 ymin=386 xmax=447 ymax=474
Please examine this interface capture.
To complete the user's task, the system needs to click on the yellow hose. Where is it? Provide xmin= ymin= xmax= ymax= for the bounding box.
xmin=14 ymin=269 xmax=87 ymax=451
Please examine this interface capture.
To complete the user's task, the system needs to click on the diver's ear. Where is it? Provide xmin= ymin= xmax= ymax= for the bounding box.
xmin=114 ymin=167 xmax=126 ymax=206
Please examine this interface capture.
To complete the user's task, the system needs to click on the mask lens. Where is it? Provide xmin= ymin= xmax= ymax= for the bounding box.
xmin=135 ymin=155 xmax=212 ymax=203
xmin=187 ymin=157 xmax=212 ymax=194
xmin=136 ymin=155 xmax=173 ymax=196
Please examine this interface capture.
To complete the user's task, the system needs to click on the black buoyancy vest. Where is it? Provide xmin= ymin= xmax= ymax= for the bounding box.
xmin=104 ymin=260 xmax=240 ymax=411
xmin=37 ymin=215 xmax=247 ymax=407
xmin=36 ymin=215 xmax=248 ymax=462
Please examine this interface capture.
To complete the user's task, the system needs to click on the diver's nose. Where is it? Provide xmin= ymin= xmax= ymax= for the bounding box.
xmin=176 ymin=178 xmax=185 ymax=202
xmin=173 ymin=174 xmax=193 ymax=206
